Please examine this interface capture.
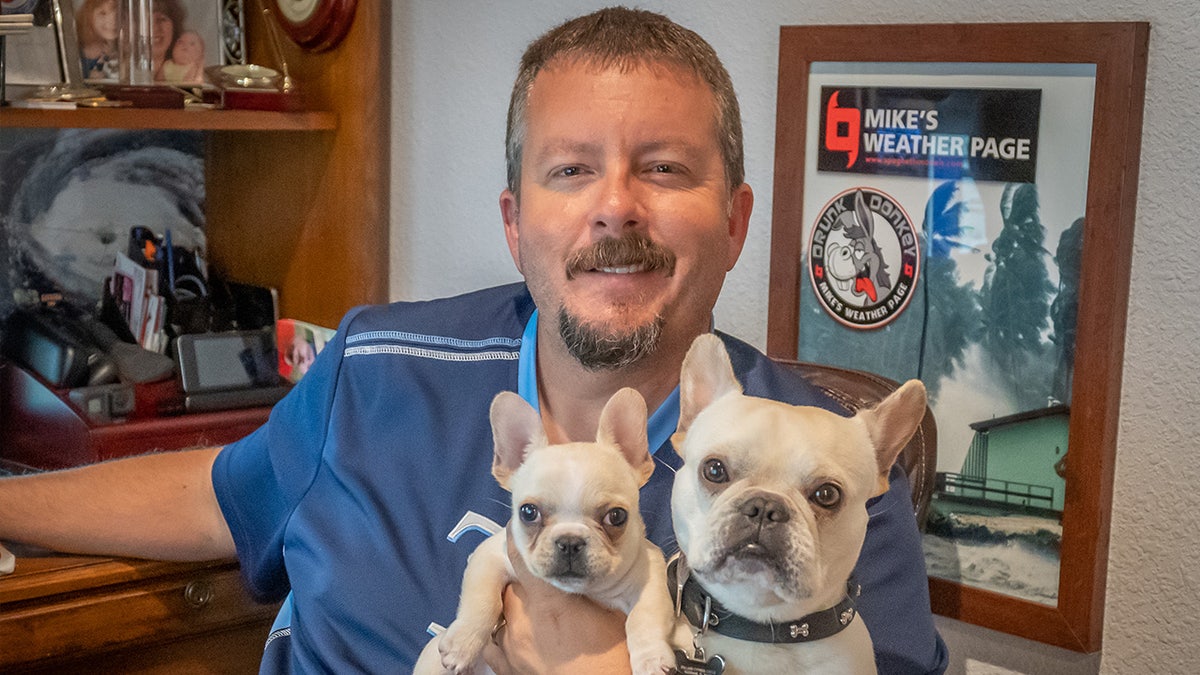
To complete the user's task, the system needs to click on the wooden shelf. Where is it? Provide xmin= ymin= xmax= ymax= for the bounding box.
xmin=0 ymin=106 xmax=336 ymax=131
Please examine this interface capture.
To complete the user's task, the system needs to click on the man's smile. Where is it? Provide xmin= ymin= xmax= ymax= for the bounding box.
xmin=595 ymin=264 xmax=649 ymax=274
xmin=564 ymin=233 xmax=677 ymax=281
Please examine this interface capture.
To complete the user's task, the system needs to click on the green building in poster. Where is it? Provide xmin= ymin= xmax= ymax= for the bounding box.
xmin=940 ymin=404 xmax=1069 ymax=514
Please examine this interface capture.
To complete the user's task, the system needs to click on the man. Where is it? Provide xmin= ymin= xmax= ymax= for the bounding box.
xmin=0 ymin=8 xmax=948 ymax=673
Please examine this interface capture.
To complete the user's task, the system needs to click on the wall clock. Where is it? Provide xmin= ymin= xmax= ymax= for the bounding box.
xmin=268 ymin=0 xmax=358 ymax=52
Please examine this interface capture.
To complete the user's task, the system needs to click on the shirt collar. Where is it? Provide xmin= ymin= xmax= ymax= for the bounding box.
xmin=518 ymin=309 xmax=680 ymax=455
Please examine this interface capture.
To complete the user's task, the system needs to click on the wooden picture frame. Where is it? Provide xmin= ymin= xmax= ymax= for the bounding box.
xmin=768 ymin=22 xmax=1148 ymax=652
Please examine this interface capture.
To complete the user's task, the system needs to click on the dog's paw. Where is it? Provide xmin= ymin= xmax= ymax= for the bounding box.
xmin=630 ymin=643 xmax=676 ymax=675
xmin=437 ymin=623 xmax=489 ymax=674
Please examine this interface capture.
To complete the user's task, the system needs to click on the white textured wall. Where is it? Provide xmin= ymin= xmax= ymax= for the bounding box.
xmin=390 ymin=1 xmax=1200 ymax=672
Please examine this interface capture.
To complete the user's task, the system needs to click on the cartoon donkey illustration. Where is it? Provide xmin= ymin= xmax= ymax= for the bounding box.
xmin=825 ymin=189 xmax=892 ymax=304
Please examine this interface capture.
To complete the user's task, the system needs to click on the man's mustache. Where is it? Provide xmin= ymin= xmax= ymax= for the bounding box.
xmin=564 ymin=234 xmax=677 ymax=280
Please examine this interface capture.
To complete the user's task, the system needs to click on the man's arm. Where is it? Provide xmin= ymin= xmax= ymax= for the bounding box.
xmin=0 ymin=447 xmax=235 ymax=561
xmin=858 ymin=466 xmax=949 ymax=673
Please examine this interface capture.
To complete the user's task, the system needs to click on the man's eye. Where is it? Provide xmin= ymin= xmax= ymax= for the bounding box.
xmin=649 ymin=162 xmax=686 ymax=175
xmin=518 ymin=503 xmax=541 ymax=523
xmin=557 ymin=166 xmax=583 ymax=177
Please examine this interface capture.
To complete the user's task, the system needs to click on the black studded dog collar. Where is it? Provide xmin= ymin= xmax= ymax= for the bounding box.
xmin=668 ymin=557 xmax=860 ymax=644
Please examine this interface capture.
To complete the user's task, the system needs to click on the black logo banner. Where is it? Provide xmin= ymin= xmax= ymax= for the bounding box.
xmin=818 ymin=87 xmax=1041 ymax=183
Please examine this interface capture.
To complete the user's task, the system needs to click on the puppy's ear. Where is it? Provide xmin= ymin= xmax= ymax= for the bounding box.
xmin=677 ymin=334 xmax=742 ymax=434
xmin=490 ymin=391 xmax=547 ymax=489
xmin=858 ymin=379 xmax=927 ymax=496
xmin=597 ymin=388 xmax=655 ymax=487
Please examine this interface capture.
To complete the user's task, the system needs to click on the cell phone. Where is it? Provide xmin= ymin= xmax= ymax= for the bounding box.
xmin=174 ymin=329 xmax=280 ymax=394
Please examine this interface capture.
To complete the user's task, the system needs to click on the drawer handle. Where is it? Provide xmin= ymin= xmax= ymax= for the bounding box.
xmin=184 ymin=580 xmax=215 ymax=609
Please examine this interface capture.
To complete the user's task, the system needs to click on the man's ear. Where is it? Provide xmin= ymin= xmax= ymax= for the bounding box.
xmin=724 ymin=183 xmax=753 ymax=271
xmin=500 ymin=189 xmax=522 ymax=273
xmin=490 ymin=391 xmax=546 ymax=489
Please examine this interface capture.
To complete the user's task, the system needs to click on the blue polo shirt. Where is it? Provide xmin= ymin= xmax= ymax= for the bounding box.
xmin=212 ymin=283 xmax=947 ymax=673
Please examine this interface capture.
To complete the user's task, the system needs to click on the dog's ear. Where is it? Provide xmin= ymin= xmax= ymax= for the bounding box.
xmin=490 ymin=391 xmax=547 ymax=489
xmin=677 ymin=334 xmax=742 ymax=435
xmin=858 ymin=379 xmax=927 ymax=496
xmin=597 ymin=387 xmax=655 ymax=487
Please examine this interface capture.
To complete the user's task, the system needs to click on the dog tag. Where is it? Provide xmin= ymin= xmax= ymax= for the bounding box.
xmin=674 ymin=649 xmax=725 ymax=675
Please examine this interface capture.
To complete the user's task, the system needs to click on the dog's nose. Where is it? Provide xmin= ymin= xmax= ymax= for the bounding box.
xmin=740 ymin=496 xmax=790 ymax=524
xmin=556 ymin=536 xmax=587 ymax=557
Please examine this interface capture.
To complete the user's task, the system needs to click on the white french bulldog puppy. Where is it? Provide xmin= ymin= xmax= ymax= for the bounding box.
xmin=667 ymin=334 xmax=927 ymax=674
xmin=414 ymin=388 xmax=675 ymax=675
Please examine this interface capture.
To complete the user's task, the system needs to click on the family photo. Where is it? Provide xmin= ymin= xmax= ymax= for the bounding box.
xmin=73 ymin=0 xmax=220 ymax=84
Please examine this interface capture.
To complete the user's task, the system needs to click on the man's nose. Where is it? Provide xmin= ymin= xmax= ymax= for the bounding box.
xmin=591 ymin=170 xmax=644 ymax=232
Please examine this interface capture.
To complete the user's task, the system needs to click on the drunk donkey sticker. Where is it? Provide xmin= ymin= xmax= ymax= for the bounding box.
xmin=808 ymin=187 xmax=919 ymax=329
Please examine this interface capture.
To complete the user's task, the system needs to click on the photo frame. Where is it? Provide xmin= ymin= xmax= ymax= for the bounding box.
xmin=768 ymin=23 xmax=1148 ymax=652
xmin=71 ymin=0 xmax=241 ymax=85
xmin=2 ymin=0 xmax=67 ymax=86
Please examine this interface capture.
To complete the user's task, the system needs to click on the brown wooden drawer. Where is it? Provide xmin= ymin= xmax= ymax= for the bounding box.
xmin=0 ymin=555 xmax=280 ymax=671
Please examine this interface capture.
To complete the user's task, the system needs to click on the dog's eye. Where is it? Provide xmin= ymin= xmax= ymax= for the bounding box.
xmin=604 ymin=508 xmax=628 ymax=527
xmin=810 ymin=483 xmax=842 ymax=509
xmin=518 ymin=503 xmax=541 ymax=523
xmin=702 ymin=458 xmax=729 ymax=484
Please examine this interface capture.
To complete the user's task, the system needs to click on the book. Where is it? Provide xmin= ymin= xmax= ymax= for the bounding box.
xmin=110 ymin=251 xmax=165 ymax=350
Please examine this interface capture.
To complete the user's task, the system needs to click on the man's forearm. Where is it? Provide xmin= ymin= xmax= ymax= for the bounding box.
xmin=0 ymin=447 xmax=236 ymax=561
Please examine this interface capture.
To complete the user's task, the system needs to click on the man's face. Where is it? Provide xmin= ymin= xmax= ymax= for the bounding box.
xmin=501 ymin=61 xmax=751 ymax=369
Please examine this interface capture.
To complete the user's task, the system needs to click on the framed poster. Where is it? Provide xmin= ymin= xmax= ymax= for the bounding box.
xmin=768 ymin=23 xmax=1149 ymax=652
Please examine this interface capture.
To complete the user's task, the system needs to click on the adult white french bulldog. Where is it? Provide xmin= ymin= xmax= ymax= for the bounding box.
xmin=414 ymin=388 xmax=675 ymax=675
xmin=667 ymin=334 xmax=927 ymax=674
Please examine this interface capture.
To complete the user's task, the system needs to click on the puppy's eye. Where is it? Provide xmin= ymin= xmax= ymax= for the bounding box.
xmin=810 ymin=483 xmax=842 ymax=509
xmin=702 ymin=458 xmax=729 ymax=484
xmin=518 ymin=503 xmax=541 ymax=523
xmin=604 ymin=507 xmax=628 ymax=527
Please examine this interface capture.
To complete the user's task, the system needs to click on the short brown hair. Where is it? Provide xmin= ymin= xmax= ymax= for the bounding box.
xmin=505 ymin=7 xmax=744 ymax=196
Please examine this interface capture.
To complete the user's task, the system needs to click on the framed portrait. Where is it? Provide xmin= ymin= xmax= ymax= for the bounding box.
xmin=768 ymin=23 xmax=1149 ymax=651
xmin=72 ymin=0 xmax=242 ymax=85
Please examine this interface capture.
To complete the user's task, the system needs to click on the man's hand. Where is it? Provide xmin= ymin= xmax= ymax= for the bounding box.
xmin=485 ymin=534 xmax=632 ymax=674
xmin=485 ymin=579 xmax=632 ymax=675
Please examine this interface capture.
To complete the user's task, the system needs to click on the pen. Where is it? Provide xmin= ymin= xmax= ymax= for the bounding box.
xmin=165 ymin=228 xmax=176 ymax=296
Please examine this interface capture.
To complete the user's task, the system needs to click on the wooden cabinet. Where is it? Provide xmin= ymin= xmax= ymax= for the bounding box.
xmin=0 ymin=3 xmax=388 ymax=670
xmin=0 ymin=555 xmax=281 ymax=673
